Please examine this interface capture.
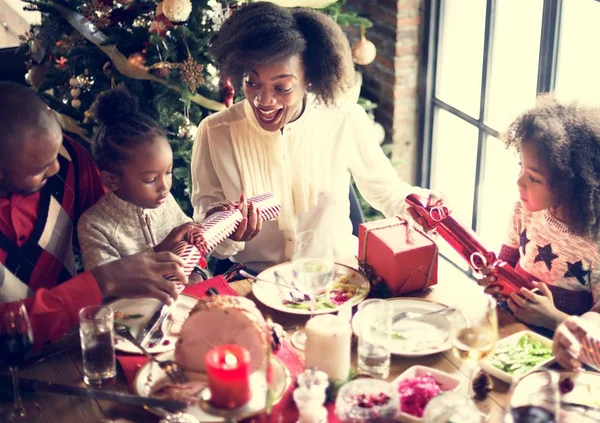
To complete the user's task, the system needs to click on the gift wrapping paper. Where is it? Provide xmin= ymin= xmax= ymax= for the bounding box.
xmin=358 ymin=216 xmax=438 ymax=297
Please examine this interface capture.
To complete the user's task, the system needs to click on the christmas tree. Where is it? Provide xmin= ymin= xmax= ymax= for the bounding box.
xmin=16 ymin=0 xmax=373 ymax=214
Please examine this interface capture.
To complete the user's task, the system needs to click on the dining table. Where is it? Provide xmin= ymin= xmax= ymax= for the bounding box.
xmin=0 ymin=259 xmax=535 ymax=423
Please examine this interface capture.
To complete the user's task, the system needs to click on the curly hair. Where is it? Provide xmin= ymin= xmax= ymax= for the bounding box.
xmin=504 ymin=95 xmax=600 ymax=240
xmin=91 ymin=88 xmax=165 ymax=173
xmin=209 ymin=2 xmax=355 ymax=106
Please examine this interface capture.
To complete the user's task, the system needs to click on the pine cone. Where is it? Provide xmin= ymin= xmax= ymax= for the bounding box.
xmin=472 ymin=370 xmax=493 ymax=401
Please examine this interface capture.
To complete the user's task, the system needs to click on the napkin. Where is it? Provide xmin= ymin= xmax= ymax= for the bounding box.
xmin=116 ymin=276 xmax=236 ymax=387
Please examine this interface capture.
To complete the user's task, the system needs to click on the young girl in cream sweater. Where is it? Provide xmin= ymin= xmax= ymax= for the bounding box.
xmin=78 ymin=88 xmax=200 ymax=270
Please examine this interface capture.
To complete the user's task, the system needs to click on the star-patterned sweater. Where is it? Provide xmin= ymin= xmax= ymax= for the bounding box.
xmin=498 ymin=201 xmax=600 ymax=316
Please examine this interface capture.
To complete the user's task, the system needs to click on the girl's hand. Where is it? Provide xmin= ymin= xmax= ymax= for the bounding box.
xmin=553 ymin=316 xmax=588 ymax=371
xmin=475 ymin=266 xmax=504 ymax=297
xmin=154 ymin=222 xmax=204 ymax=253
xmin=229 ymin=193 xmax=263 ymax=242
xmin=507 ymin=281 xmax=568 ymax=329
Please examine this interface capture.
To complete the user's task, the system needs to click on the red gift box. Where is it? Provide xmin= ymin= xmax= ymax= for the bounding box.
xmin=358 ymin=216 xmax=438 ymax=297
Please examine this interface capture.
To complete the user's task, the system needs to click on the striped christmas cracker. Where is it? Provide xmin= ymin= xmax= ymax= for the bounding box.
xmin=195 ymin=193 xmax=281 ymax=256
xmin=166 ymin=241 xmax=203 ymax=290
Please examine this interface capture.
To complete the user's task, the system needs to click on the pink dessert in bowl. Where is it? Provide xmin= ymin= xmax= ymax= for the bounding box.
xmin=392 ymin=365 xmax=462 ymax=423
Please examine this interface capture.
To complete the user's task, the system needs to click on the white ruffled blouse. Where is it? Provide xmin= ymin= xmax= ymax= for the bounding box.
xmin=190 ymin=98 xmax=420 ymax=272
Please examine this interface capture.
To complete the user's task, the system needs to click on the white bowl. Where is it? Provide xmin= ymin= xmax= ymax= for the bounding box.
xmin=480 ymin=330 xmax=555 ymax=384
xmin=391 ymin=365 xmax=462 ymax=423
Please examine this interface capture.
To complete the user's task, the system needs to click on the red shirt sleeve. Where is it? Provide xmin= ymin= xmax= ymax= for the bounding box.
xmin=1 ymin=272 xmax=102 ymax=350
xmin=498 ymin=244 xmax=520 ymax=268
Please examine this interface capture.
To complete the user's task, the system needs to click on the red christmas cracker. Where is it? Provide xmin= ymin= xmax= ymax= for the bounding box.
xmin=405 ymin=194 xmax=536 ymax=297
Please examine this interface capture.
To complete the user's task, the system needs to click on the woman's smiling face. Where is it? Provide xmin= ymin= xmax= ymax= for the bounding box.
xmin=243 ymin=54 xmax=309 ymax=132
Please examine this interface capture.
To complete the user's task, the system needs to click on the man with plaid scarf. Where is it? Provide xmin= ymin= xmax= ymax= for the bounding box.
xmin=0 ymin=82 xmax=187 ymax=349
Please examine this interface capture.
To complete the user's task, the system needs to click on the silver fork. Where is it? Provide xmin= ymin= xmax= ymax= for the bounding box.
xmin=240 ymin=270 xmax=307 ymax=303
xmin=144 ymin=304 xmax=172 ymax=347
xmin=392 ymin=307 xmax=457 ymax=325
xmin=115 ymin=325 xmax=189 ymax=384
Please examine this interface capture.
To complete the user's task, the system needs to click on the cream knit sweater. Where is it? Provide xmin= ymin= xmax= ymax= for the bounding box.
xmin=77 ymin=191 xmax=191 ymax=270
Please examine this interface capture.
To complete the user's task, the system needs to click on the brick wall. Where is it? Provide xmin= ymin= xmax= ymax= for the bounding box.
xmin=345 ymin=0 xmax=422 ymax=184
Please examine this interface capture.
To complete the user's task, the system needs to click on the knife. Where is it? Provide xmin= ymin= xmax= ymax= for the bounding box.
xmin=560 ymin=400 xmax=600 ymax=413
xmin=136 ymin=303 xmax=166 ymax=344
xmin=0 ymin=376 xmax=187 ymax=412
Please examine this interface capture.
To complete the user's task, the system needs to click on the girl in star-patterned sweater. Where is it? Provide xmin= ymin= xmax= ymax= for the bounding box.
xmin=479 ymin=96 xmax=600 ymax=331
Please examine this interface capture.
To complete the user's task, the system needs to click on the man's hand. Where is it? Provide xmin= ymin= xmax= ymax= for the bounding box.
xmin=91 ymin=251 xmax=187 ymax=304
xmin=507 ymin=282 xmax=568 ymax=330
xmin=553 ymin=316 xmax=588 ymax=371
xmin=154 ymin=222 xmax=204 ymax=253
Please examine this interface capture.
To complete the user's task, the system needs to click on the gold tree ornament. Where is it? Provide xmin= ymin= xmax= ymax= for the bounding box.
xmin=162 ymin=0 xmax=192 ymax=22
xmin=179 ymin=55 xmax=204 ymax=92
xmin=352 ymin=25 xmax=377 ymax=66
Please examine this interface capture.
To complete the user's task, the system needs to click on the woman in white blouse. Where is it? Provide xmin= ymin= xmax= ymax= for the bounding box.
xmin=191 ymin=2 xmax=429 ymax=272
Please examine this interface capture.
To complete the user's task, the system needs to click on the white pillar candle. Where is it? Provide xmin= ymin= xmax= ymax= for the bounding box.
xmin=305 ymin=314 xmax=351 ymax=381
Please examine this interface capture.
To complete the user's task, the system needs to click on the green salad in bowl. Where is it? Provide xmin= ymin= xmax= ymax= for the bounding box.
xmin=481 ymin=331 xmax=554 ymax=383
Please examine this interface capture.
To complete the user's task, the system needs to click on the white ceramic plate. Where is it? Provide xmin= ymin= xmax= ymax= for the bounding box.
xmin=480 ymin=330 xmax=555 ymax=384
xmin=108 ymin=295 xmax=198 ymax=354
xmin=351 ymin=298 xmax=451 ymax=357
xmin=253 ymin=262 xmax=369 ymax=316
xmin=392 ymin=365 xmax=462 ymax=423
xmin=133 ymin=350 xmax=291 ymax=422
xmin=510 ymin=371 xmax=600 ymax=422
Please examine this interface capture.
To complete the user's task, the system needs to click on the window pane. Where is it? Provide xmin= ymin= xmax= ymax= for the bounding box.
xmin=436 ymin=0 xmax=487 ymax=118
xmin=555 ymin=1 xmax=600 ymax=105
xmin=430 ymin=108 xmax=479 ymax=269
xmin=477 ymin=136 xmax=520 ymax=254
xmin=485 ymin=0 xmax=542 ymax=130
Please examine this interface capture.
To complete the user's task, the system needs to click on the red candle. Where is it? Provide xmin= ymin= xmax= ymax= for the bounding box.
xmin=205 ymin=344 xmax=252 ymax=409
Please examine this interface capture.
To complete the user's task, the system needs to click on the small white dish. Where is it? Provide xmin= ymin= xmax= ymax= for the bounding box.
xmin=480 ymin=330 xmax=554 ymax=384
xmin=391 ymin=365 xmax=462 ymax=423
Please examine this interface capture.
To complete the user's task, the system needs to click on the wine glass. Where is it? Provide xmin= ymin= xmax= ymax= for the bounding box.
xmin=504 ymin=369 xmax=559 ymax=423
xmin=0 ymin=302 xmax=41 ymax=422
xmin=290 ymin=230 xmax=335 ymax=350
xmin=450 ymin=295 xmax=498 ymax=409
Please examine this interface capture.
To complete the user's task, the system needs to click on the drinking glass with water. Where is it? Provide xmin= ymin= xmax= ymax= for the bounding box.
xmin=357 ymin=299 xmax=392 ymax=379
xmin=290 ymin=230 xmax=335 ymax=350
xmin=79 ymin=305 xmax=116 ymax=386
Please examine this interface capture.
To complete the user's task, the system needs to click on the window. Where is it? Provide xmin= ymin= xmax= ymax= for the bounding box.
xmin=419 ymin=0 xmax=600 ymax=273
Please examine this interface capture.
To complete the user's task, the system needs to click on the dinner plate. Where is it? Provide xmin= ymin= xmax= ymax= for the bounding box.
xmin=510 ymin=371 xmax=600 ymax=422
xmin=133 ymin=350 xmax=291 ymax=422
xmin=108 ymin=294 xmax=198 ymax=354
xmin=351 ymin=298 xmax=451 ymax=357
xmin=253 ymin=262 xmax=369 ymax=315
